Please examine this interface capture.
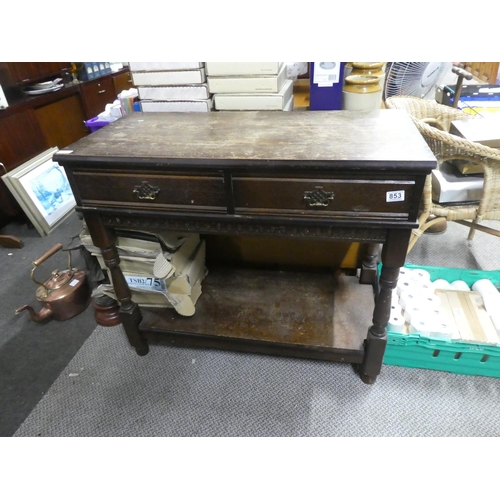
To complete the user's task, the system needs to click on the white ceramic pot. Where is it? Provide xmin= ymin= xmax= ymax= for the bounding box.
xmin=342 ymin=75 xmax=382 ymax=111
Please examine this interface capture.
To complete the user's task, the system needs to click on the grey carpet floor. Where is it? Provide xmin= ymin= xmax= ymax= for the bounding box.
xmin=14 ymin=221 xmax=500 ymax=437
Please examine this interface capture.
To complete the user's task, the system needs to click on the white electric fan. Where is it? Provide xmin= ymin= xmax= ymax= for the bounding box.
xmin=383 ymin=62 xmax=453 ymax=101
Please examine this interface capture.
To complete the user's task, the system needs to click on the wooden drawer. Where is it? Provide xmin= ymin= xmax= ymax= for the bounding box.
xmin=232 ymin=175 xmax=415 ymax=219
xmin=80 ymin=77 xmax=116 ymax=119
xmin=112 ymin=71 xmax=135 ymax=95
xmin=72 ymin=170 xmax=227 ymax=212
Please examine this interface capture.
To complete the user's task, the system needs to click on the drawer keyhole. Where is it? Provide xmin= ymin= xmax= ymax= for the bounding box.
xmin=133 ymin=181 xmax=161 ymax=200
xmin=303 ymin=186 xmax=335 ymax=207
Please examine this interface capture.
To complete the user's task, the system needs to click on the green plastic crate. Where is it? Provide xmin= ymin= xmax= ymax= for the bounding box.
xmin=382 ymin=264 xmax=500 ymax=378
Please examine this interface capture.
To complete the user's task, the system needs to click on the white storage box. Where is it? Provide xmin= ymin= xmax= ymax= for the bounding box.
xmin=140 ymin=99 xmax=213 ymax=112
xmin=132 ymin=68 xmax=206 ymax=86
xmin=129 ymin=62 xmax=204 ymax=72
xmin=206 ymin=62 xmax=283 ymax=76
xmin=450 ymin=116 xmax=500 ymax=148
xmin=138 ymin=84 xmax=210 ymax=101
xmin=214 ymin=79 xmax=294 ymax=110
xmin=432 ymin=162 xmax=484 ymax=203
xmin=208 ymin=64 xmax=287 ymax=94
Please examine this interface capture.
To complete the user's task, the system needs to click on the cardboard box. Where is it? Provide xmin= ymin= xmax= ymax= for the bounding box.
xmin=431 ymin=161 xmax=483 ymax=203
xmin=132 ymin=68 xmax=206 ymax=86
xmin=102 ymin=240 xmax=207 ymax=316
xmin=206 ymin=62 xmax=283 ymax=76
xmin=207 ymin=64 xmax=287 ymax=94
xmin=138 ymin=84 xmax=210 ymax=101
xmin=214 ymin=79 xmax=293 ymax=110
xmin=80 ymin=227 xmax=200 ymax=270
xmin=450 ymin=116 xmax=500 ymax=148
xmin=79 ymin=62 xmax=98 ymax=81
xmin=449 ymin=160 xmax=484 ymax=175
xmin=80 ymin=226 xmax=197 ymax=255
xmin=129 ymin=62 xmax=204 ymax=72
xmin=309 ymin=62 xmax=345 ymax=110
xmin=140 ymin=99 xmax=213 ymax=112
xmin=92 ymin=63 xmax=101 ymax=78
xmin=99 ymin=273 xmax=204 ymax=316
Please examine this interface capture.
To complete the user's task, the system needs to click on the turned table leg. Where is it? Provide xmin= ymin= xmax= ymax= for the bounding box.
xmin=359 ymin=242 xmax=380 ymax=285
xmin=85 ymin=213 xmax=148 ymax=356
xmin=360 ymin=229 xmax=410 ymax=384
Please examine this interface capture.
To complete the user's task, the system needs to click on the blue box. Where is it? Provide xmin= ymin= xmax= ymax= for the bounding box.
xmin=92 ymin=62 xmax=102 ymax=78
xmin=102 ymin=62 xmax=112 ymax=75
xmin=79 ymin=62 xmax=97 ymax=81
xmin=309 ymin=62 xmax=345 ymax=111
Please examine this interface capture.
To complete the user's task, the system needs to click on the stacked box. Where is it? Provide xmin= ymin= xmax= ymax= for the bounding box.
xmin=79 ymin=62 xmax=112 ymax=81
xmin=206 ymin=62 xmax=294 ymax=111
xmin=130 ymin=62 xmax=213 ymax=112
xmin=81 ymin=226 xmax=207 ymax=317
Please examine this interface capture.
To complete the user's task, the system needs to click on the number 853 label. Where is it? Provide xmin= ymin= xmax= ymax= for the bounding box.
xmin=386 ymin=190 xmax=405 ymax=202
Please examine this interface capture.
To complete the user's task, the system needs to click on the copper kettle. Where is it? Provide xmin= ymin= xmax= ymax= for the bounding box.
xmin=16 ymin=243 xmax=91 ymax=323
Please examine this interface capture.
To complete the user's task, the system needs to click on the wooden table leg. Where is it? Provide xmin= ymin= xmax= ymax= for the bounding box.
xmin=360 ymin=229 xmax=410 ymax=383
xmin=359 ymin=242 xmax=380 ymax=285
xmin=85 ymin=213 xmax=148 ymax=356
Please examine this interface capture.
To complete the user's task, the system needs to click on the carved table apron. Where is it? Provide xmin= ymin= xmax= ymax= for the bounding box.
xmin=54 ymin=110 xmax=436 ymax=384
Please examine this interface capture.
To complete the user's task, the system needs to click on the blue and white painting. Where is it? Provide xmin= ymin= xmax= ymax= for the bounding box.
xmin=29 ymin=164 xmax=73 ymax=217
xmin=20 ymin=157 xmax=76 ymax=230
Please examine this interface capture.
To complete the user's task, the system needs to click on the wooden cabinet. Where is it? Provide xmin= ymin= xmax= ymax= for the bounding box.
xmin=34 ymin=94 xmax=88 ymax=148
xmin=79 ymin=77 xmax=117 ymax=120
xmin=0 ymin=66 xmax=133 ymax=228
xmin=0 ymin=62 xmax=71 ymax=87
xmin=0 ymin=109 xmax=49 ymax=225
xmin=112 ymin=70 xmax=135 ymax=95
xmin=0 ymin=96 xmax=88 ymax=225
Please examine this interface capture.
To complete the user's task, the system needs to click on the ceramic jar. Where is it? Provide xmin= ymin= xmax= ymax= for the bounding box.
xmin=351 ymin=62 xmax=386 ymax=88
xmin=342 ymin=75 xmax=382 ymax=111
xmin=343 ymin=62 xmax=353 ymax=81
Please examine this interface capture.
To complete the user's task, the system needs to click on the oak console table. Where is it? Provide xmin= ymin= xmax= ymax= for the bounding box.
xmin=54 ymin=110 xmax=436 ymax=384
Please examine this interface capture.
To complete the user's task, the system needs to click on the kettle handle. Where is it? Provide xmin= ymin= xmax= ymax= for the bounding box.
xmin=33 ymin=243 xmax=63 ymax=267
xmin=31 ymin=243 xmax=69 ymax=290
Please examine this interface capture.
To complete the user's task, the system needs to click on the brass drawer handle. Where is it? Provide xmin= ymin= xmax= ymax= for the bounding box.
xmin=133 ymin=181 xmax=160 ymax=200
xmin=303 ymin=186 xmax=335 ymax=207
xmin=98 ymin=89 xmax=106 ymax=94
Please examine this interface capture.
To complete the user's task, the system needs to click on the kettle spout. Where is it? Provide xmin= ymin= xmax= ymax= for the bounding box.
xmin=15 ymin=304 xmax=53 ymax=323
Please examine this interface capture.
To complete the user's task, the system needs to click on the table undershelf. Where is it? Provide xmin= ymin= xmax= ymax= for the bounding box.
xmin=139 ymin=266 xmax=374 ymax=363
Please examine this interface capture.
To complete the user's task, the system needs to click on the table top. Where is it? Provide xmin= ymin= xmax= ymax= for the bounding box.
xmin=56 ymin=110 xmax=436 ymax=171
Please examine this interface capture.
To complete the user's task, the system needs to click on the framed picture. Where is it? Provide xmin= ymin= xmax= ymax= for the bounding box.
xmin=1 ymin=147 xmax=76 ymax=236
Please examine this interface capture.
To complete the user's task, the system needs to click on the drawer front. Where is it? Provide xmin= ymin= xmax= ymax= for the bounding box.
xmin=80 ymin=77 xmax=116 ymax=119
xmin=73 ymin=171 xmax=227 ymax=212
xmin=112 ymin=71 xmax=135 ymax=95
xmin=232 ymin=176 xmax=415 ymax=219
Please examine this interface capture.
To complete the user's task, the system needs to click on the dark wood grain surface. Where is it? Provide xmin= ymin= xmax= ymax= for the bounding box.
xmin=140 ymin=268 xmax=371 ymax=362
xmin=56 ymin=110 xmax=437 ymax=169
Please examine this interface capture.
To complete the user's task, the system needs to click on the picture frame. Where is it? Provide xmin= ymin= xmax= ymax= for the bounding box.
xmin=1 ymin=147 xmax=76 ymax=236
